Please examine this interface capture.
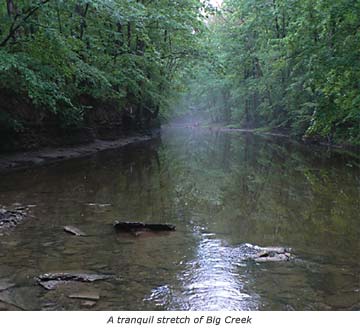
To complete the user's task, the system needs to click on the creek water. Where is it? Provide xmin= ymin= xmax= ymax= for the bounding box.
xmin=0 ymin=127 xmax=359 ymax=310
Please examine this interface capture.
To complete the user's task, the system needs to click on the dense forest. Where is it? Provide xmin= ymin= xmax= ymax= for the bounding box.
xmin=178 ymin=0 xmax=360 ymax=145
xmin=0 ymin=0 xmax=208 ymax=150
xmin=0 ymin=1 xmax=359 ymax=314
xmin=0 ymin=0 xmax=359 ymax=150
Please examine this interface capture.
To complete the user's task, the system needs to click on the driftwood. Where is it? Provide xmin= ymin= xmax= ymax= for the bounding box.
xmin=113 ymin=221 xmax=176 ymax=235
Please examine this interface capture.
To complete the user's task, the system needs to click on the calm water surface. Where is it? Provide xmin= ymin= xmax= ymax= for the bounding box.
xmin=0 ymin=128 xmax=359 ymax=310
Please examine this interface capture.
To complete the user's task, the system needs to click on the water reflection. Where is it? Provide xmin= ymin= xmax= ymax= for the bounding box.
xmin=179 ymin=236 xmax=259 ymax=310
xmin=146 ymin=235 xmax=259 ymax=310
xmin=0 ymin=128 xmax=359 ymax=310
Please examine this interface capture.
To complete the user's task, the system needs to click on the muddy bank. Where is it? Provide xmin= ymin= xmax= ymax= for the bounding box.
xmin=0 ymin=133 xmax=158 ymax=173
xmin=0 ymin=90 xmax=161 ymax=153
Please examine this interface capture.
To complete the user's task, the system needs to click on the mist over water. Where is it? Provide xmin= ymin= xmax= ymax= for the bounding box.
xmin=0 ymin=128 xmax=359 ymax=310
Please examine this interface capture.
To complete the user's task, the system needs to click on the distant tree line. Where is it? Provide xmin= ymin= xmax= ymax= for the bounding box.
xmin=179 ymin=0 xmax=360 ymax=145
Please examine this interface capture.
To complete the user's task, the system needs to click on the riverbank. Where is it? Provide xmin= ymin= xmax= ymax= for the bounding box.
xmin=1 ymin=123 xmax=358 ymax=174
xmin=168 ymin=122 xmax=360 ymax=155
xmin=228 ymin=127 xmax=359 ymax=154
xmin=0 ymin=132 xmax=157 ymax=173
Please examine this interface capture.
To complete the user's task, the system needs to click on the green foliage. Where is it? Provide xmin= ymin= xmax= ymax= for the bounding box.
xmin=178 ymin=0 xmax=360 ymax=145
xmin=1 ymin=0 xmax=357 ymax=145
xmin=0 ymin=49 xmax=73 ymax=113
xmin=0 ymin=0 xmax=207 ymax=130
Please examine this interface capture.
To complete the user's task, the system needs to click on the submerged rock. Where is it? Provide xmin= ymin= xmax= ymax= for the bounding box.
xmin=81 ymin=300 xmax=97 ymax=308
xmin=85 ymin=203 xmax=111 ymax=207
xmin=233 ymin=243 xmax=294 ymax=263
xmin=0 ymin=208 xmax=29 ymax=233
xmin=37 ymin=272 xmax=112 ymax=290
xmin=114 ymin=221 xmax=176 ymax=236
xmin=38 ymin=281 xmax=62 ymax=290
xmin=250 ymin=246 xmax=293 ymax=262
xmin=63 ymin=226 xmax=86 ymax=236
xmin=68 ymin=291 xmax=100 ymax=301
xmin=0 ymin=279 xmax=15 ymax=292
xmin=253 ymin=250 xmax=292 ymax=262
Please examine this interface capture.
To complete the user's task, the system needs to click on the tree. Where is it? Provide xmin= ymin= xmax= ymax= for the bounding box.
xmin=0 ymin=0 xmax=207 ymax=134
xmin=177 ymin=0 xmax=360 ymax=145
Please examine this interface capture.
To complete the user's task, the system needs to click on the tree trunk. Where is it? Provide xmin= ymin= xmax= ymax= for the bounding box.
xmin=272 ymin=0 xmax=281 ymax=39
xmin=127 ymin=22 xmax=131 ymax=51
xmin=6 ymin=0 xmax=16 ymax=17
xmin=77 ymin=3 xmax=89 ymax=40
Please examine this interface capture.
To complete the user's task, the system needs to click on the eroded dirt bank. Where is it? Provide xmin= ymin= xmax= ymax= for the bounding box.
xmin=0 ymin=133 xmax=157 ymax=173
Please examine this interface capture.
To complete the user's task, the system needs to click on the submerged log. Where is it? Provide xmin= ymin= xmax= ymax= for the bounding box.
xmin=113 ymin=221 xmax=176 ymax=234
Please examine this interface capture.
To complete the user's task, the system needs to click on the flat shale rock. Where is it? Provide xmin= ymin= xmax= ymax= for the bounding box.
xmin=37 ymin=273 xmax=112 ymax=290
xmin=233 ymin=243 xmax=294 ymax=263
xmin=252 ymin=246 xmax=293 ymax=262
xmin=0 ymin=279 xmax=15 ymax=292
xmin=38 ymin=281 xmax=64 ymax=290
xmin=114 ymin=221 xmax=176 ymax=234
xmin=253 ymin=252 xmax=292 ymax=262
xmin=0 ymin=301 xmax=23 ymax=311
xmin=68 ymin=291 xmax=100 ymax=301
xmin=63 ymin=226 xmax=86 ymax=236
xmin=0 ymin=208 xmax=29 ymax=232
xmin=81 ymin=300 xmax=97 ymax=308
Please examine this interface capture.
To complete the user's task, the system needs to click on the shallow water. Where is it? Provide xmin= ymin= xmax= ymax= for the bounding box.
xmin=0 ymin=128 xmax=359 ymax=310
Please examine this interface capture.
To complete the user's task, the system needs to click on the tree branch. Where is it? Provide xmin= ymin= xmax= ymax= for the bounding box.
xmin=0 ymin=0 xmax=51 ymax=48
